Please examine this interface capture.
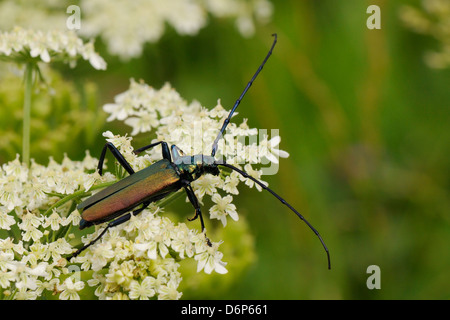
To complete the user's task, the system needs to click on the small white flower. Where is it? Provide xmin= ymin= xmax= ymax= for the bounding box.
xmin=0 ymin=207 xmax=16 ymax=230
xmin=106 ymin=262 xmax=134 ymax=288
xmin=241 ymin=164 xmax=267 ymax=192
xmin=209 ymin=194 xmax=238 ymax=227
xmin=0 ymin=178 xmax=23 ymax=211
xmin=124 ymin=110 xmax=160 ymax=135
xmin=158 ymin=277 xmax=182 ymax=300
xmin=62 ymin=209 xmax=81 ymax=226
xmin=2 ymin=154 xmax=28 ymax=182
xmin=222 ymin=171 xmax=240 ymax=195
xmin=43 ymin=210 xmax=62 ymax=231
xmin=171 ymin=226 xmax=195 ymax=259
xmin=28 ymin=32 xmax=51 ymax=63
xmin=23 ymin=180 xmax=49 ymax=210
xmin=89 ymin=242 xmax=115 ymax=271
xmin=59 ymin=277 xmax=85 ymax=300
xmin=0 ymin=270 xmax=14 ymax=289
xmin=27 ymin=262 xmax=49 ymax=278
xmin=191 ymin=174 xmax=222 ymax=199
xmin=53 ymin=173 xmax=78 ymax=194
xmin=18 ymin=212 xmax=43 ymax=231
xmin=129 ymin=276 xmax=156 ymax=300
xmin=47 ymin=238 xmax=73 ymax=259
xmin=13 ymin=287 xmax=38 ymax=300
xmin=195 ymin=242 xmax=228 ymax=274
xmin=22 ymin=227 xmax=44 ymax=242
xmin=102 ymin=131 xmax=134 ymax=154
xmin=258 ymin=135 xmax=289 ymax=164
xmin=134 ymin=241 xmax=158 ymax=260
xmin=209 ymin=99 xmax=228 ymax=118
xmin=0 ymin=250 xmax=14 ymax=272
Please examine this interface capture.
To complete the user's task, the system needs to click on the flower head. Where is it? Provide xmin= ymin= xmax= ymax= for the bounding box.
xmin=128 ymin=277 xmax=156 ymax=300
xmin=258 ymin=135 xmax=290 ymax=164
xmin=195 ymin=241 xmax=228 ymax=274
xmin=210 ymin=194 xmax=238 ymax=227
xmin=59 ymin=277 xmax=85 ymax=300
xmin=78 ymin=0 xmax=273 ymax=60
xmin=0 ymin=79 xmax=285 ymax=299
xmin=0 ymin=27 xmax=106 ymax=70
xmin=0 ymin=0 xmax=273 ymax=60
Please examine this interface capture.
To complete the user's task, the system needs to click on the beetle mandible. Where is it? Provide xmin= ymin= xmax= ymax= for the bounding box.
xmin=70 ymin=34 xmax=331 ymax=269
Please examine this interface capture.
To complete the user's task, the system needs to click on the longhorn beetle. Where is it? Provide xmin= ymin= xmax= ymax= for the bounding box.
xmin=70 ymin=34 xmax=331 ymax=269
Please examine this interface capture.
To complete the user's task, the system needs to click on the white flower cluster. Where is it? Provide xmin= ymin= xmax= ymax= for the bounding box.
xmin=0 ymin=1 xmax=68 ymax=36
xmin=0 ymin=151 xmax=228 ymax=300
xmin=0 ymin=80 xmax=287 ymax=300
xmin=205 ymin=0 xmax=273 ymax=37
xmin=75 ymin=210 xmax=227 ymax=300
xmin=0 ymin=154 xmax=100 ymax=213
xmin=400 ymin=0 xmax=450 ymax=69
xmin=79 ymin=0 xmax=273 ymax=59
xmin=103 ymin=80 xmax=288 ymax=226
xmin=0 ymin=153 xmax=98 ymax=299
xmin=0 ymin=27 xmax=106 ymax=70
xmin=0 ymin=0 xmax=273 ymax=60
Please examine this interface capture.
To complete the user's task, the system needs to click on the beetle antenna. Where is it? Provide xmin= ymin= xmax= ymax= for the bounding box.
xmin=218 ymin=162 xmax=331 ymax=269
xmin=211 ymin=33 xmax=277 ymax=157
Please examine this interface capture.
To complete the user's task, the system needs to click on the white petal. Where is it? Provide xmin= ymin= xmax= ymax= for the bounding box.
xmin=159 ymin=243 xmax=168 ymax=258
xmin=214 ymin=262 xmax=228 ymax=274
xmin=269 ymin=135 xmax=281 ymax=147
xmin=90 ymin=54 xmax=107 ymax=70
xmin=265 ymin=152 xmax=279 ymax=164
xmin=220 ymin=215 xmax=227 ymax=227
xmin=134 ymin=242 xmax=150 ymax=252
xmin=228 ymin=209 xmax=239 ymax=222
xmin=277 ymin=150 xmax=289 ymax=158
xmin=41 ymin=49 xmax=51 ymax=63
xmin=196 ymin=253 xmax=207 ymax=272
xmin=204 ymin=256 xmax=215 ymax=274
xmin=147 ymin=242 xmax=157 ymax=260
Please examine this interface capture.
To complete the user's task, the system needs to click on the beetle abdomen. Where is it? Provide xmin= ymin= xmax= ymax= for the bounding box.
xmin=79 ymin=159 xmax=181 ymax=227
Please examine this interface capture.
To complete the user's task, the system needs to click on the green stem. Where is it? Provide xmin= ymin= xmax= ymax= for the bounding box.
xmin=6 ymin=287 xmax=17 ymax=300
xmin=42 ymin=181 xmax=117 ymax=217
xmin=22 ymin=63 xmax=34 ymax=167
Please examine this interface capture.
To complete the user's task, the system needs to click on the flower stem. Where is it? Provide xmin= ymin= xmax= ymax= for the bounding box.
xmin=22 ymin=63 xmax=34 ymax=167
xmin=42 ymin=181 xmax=117 ymax=217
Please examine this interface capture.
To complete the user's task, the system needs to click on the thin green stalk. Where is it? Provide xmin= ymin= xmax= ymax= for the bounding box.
xmin=22 ymin=63 xmax=34 ymax=167
xmin=42 ymin=181 xmax=117 ymax=217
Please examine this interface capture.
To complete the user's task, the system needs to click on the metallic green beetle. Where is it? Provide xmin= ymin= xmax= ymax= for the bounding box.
xmin=71 ymin=34 xmax=331 ymax=269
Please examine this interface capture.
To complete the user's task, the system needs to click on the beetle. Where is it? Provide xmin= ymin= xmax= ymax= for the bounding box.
xmin=70 ymin=34 xmax=331 ymax=269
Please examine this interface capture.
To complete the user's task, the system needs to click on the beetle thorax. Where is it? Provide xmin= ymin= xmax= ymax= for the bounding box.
xmin=175 ymin=154 xmax=219 ymax=182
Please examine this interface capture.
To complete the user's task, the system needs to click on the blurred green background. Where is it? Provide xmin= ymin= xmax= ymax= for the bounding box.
xmin=1 ymin=0 xmax=449 ymax=299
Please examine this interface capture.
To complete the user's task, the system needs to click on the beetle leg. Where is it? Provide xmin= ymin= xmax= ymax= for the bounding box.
xmin=184 ymin=184 xmax=212 ymax=247
xmin=98 ymin=142 xmax=135 ymax=176
xmin=70 ymin=226 xmax=109 ymax=259
xmin=69 ymin=202 xmax=150 ymax=259
xmin=107 ymin=201 xmax=149 ymax=228
xmin=187 ymin=211 xmax=199 ymax=222
xmin=134 ymin=141 xmax=171 ymax=161
xmin=184 ymin=184 xmax=203 ymax=228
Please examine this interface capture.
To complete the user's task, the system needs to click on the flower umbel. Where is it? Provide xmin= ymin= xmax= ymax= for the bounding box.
xmin=1 ymin=80 xmax=287 ymax=300
xmin=0 ymin=27 xmax=106 ymax=69
xmin=0 ymin=1 xmax=273 ymax=60
xmin=0 ymin=27 xmax=106 ymax=167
